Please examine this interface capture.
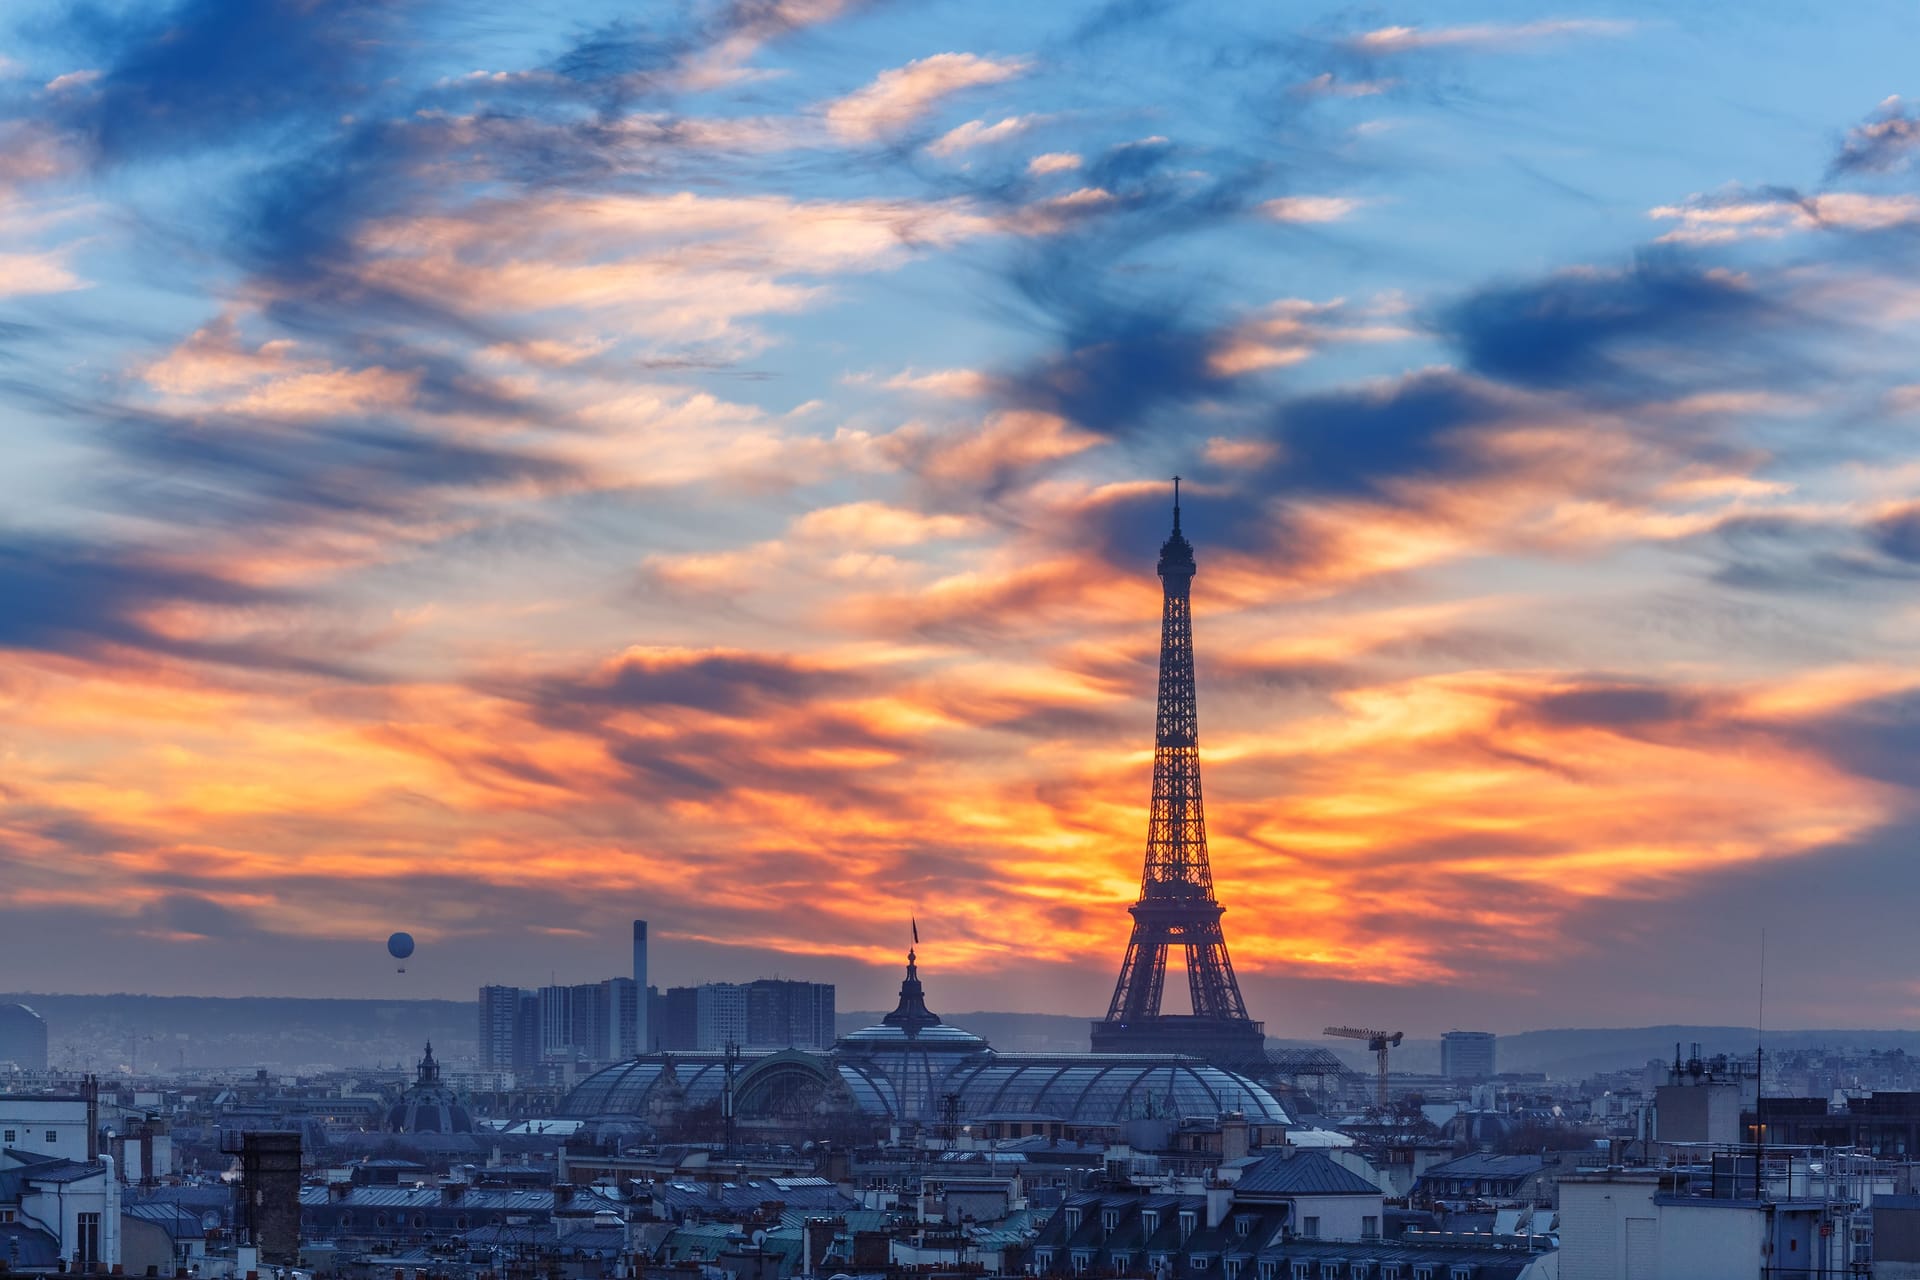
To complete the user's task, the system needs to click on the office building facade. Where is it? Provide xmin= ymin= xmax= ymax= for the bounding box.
xmin=1442 ymin=1030 xmax=1497 ymax=1080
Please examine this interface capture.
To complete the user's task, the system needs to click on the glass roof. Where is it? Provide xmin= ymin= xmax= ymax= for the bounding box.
xmin=562 ymin=1051 xmax=1287 ymax=1126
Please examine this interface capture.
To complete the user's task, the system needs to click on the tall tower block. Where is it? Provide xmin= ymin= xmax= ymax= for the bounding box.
xmin=632 ymin=920 xmax=650 ymax=1054
xmin=1090 ymin=482 xmax=1266 ymax=1067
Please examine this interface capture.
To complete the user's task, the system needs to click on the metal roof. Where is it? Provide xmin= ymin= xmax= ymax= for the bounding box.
xmin=1231 ymin=1152 xmax=1381 ymax=1196
xmin=1421 ymin=1153 xmax=1547 ymax=1180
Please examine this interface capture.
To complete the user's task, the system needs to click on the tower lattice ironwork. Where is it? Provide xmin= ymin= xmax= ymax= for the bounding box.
xmin=1090 ymin=480 xmax=1265 ymax=1066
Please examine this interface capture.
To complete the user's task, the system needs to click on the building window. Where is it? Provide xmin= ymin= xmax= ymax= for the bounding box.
xmin=1104 ymin=1210 xmax=1121 ymax=1232
xmin=1235 ymin=1218 xmax=1252 ymax=1238
xmin=1259 ymin=1262 xmax=1279 ymax=1280
xmin=1065 ymin=1209 xmax=1082 ymax=1233
xmin=1180 ymin=1212 xmax=1197 ymax=1241
xmin=1301 ymin=1217 xmax=1320 ymax=1239
xmin=1363 ymin=1216 xmax=1379 ymax=1239
xmin=0 ymin=1210 xmax=15 ymax=1224
xmin=45 ymin=1131 xmax=56 ymax=1144
xmin=77 ymin=1212 xmax=100 ymax=1265
xmin=1191 ymin=1257 xmax=1208 ymax=1270
xmin=2 ymin=1130 xmax=13 ymax=1143
xmin=1224 ymin=1260 xmax=1241 ymax=1280
xmin=1143 ymin=1212 xmax=1160 ymax=1235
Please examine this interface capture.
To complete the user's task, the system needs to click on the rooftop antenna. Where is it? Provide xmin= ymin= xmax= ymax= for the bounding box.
xmin=1172 ymin=475 xmax=1182 ymax=532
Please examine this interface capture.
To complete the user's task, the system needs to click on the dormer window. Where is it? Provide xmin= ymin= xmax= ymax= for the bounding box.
xmin=1104 ymin=1209 xmax=1121 ymax=1232
xmin=1234 ymin=1217 xmax=1251 ymax=1238
xmin=1180 ymin=1211 xmax=1197 ymax=1241
xmin=1066 ymin=1208 xmax=1083 ymax=1232
xmin=1143 ymin=1211 xmax=1160 ymax=1235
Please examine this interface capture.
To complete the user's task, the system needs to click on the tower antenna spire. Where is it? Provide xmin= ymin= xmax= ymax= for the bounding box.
xmin=1172 ymin=475 xmax=1181 ymax=532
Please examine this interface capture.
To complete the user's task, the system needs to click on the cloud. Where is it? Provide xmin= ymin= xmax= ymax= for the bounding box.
xmin=0 ymin=249 xmax=84 ymax=298
xmin=1027 ymin=151 xmax=1082 ymax=174
xmin=1869 ymin=502 xmax=1920 ymax=564
xmin=1347 ymin=19 xmax=1636 ymax=55
xmin=1292 ymin=72 xmax=1395 ymax=98
xmin=1832 ymin=95 xmax=1920 ymax=176
xmin=825 ymin=53 xmax=1032 ymax=143
xmin=1651 ymin=186 xmax=1920 ymax=243
xmin=790 ymin=501 xmax=983 ymax=547
xmin=1207 ymin=296 xmax=1412 ymax=376
xmin=929 ymin=115 xmax=1039 ymax=157
xmin=1440 ymin=257 xmax=1780 ymax=397
xmin=527 ymin=648 xmax=855 ymax=719
xmin=1260 ymin=195 xmax=1367 ymax=223
xmin=850 ymin=367 xmax=993 ymax=398
xmin=0 ymin=532 xmax=327 ymax=671
xmin=346 ymin=191 xmax=998 ymax=356
xmin=50 ymin=0 xmax=414 ymax=162
xmin=1257 ymin=369 xmax=1508 ymax=498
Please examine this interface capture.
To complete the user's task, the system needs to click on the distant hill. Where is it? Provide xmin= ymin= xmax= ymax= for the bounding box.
xmin=0 ymin=992 xmax=476 ymax=1073
xmin=1492 ymin=1025 xmax=1920 ymax=1079
xmin=835 ymin=1012 xmax=1920 ymax=1081
xmin=18 ymin=993 xmax=1920 ymax=1081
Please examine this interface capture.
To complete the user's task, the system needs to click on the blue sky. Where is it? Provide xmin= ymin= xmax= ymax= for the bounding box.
xmin=5 ymin=0 xmax=1920 ymax=1037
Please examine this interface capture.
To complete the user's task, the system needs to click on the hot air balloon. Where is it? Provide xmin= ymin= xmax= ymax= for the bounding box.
xmin=387 ymin=931 xmax=415 ymax=973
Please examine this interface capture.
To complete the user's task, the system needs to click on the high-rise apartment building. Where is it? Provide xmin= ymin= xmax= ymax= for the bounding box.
xmin=632 ymin=921 xmax=650 ymax=1057
xmin=477 ymin=986 xmax=540 ymax=1073
xmin=695 ymin=982 xmax=749 ymax=1051
xmin=602 ymin=977 xmax=638 ymax=1060
xmin=538 ymin=984 xmax=574 ymax=1059
xmin=652 ymin=980 xmax=836 ymax=1051
xmin=654 ymin=986 xmax=698 ymax=1052
xmin=746 ymin=979 xmax=836 ymax=1050
xmin=1441 ymin=1030 xmax=1497 ymax=1080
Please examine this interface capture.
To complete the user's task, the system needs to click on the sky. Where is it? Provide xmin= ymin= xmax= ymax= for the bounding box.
xmin=6 ymin=0 xmax=1920 ymax=1036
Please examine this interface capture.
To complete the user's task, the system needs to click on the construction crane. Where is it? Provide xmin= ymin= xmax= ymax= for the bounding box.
xmin=1324 ymin=1026 xmax=1404 ymax=1110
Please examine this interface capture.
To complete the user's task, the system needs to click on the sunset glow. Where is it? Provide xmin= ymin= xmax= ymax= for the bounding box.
xmin=5 ymin=0 xmax=1920 ymax=1034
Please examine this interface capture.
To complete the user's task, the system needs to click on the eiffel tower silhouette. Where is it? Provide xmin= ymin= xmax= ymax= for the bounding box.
xmin=1090 ymin=481 xmax=1265 ymax=1067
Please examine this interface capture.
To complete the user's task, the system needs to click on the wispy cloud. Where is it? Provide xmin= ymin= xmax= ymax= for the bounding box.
xmin=825 ymin=53 xmax=1032 ymax=143
xmin=929 ymin=114 xmax=1040 ymax=156
xmin=1348 ymin=18 xmax=1637 ymax=55
xmin=1260 ymin=194 xmax=1368 ymax=223
xmin=1832 ymin=95 xmax=1920 ymax=176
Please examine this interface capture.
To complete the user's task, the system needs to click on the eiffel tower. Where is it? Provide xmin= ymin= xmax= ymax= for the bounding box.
xmin=1090 ymin=480 xmax=1266 ymax=1066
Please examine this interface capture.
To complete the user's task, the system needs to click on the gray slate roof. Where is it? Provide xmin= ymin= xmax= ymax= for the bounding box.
xmin=1233 ymin=1152 xmax=1379 ymax=1197
xmin=1422 ymin=1153 xmax=1546 ymax=1179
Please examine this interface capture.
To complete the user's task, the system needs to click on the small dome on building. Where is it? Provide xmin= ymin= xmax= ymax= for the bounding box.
xmin=836 ymin=948 xmax=989 ymax=1052
xmin=386 ymin=1043 xmax=473 ymax=1134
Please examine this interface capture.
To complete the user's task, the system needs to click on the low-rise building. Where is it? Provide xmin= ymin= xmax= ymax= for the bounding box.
xmin=0 ymin=1150 xmax=122 ymax=1274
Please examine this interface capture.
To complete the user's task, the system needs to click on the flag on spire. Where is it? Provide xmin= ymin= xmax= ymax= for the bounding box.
xmin=911 ymin=916 xmax=919 ymax=944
